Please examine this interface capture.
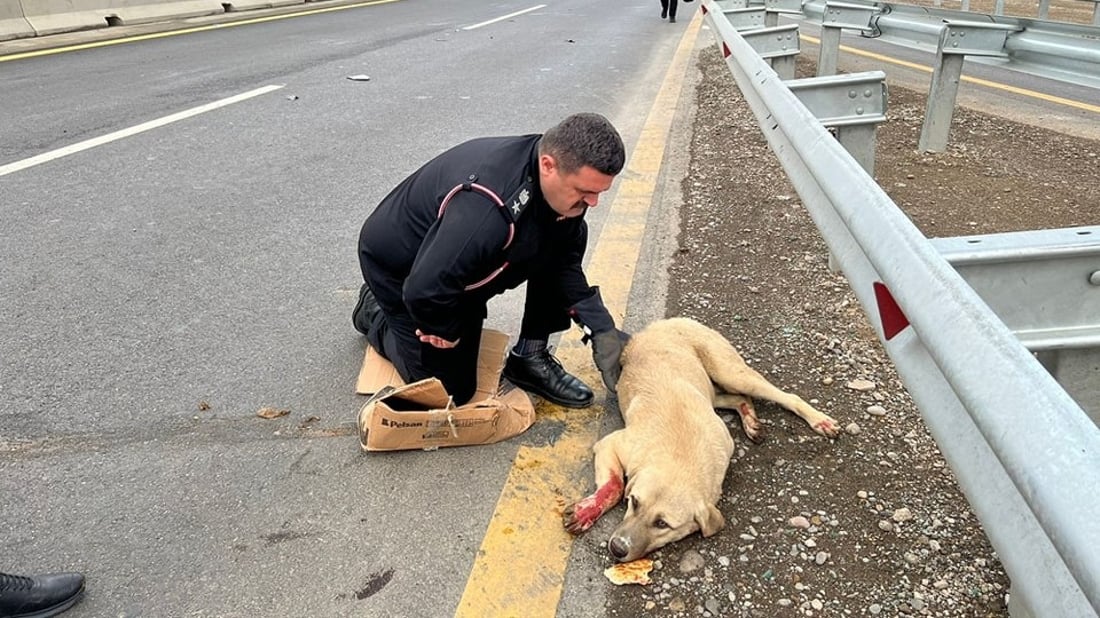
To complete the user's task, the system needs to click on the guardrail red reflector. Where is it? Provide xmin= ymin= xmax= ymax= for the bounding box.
xmin=873 ymin=282 xmax=910 ymax=340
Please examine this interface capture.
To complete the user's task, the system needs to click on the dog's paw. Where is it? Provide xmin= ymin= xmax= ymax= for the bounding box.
xmin=812 ymin=415 xmax=840 ymax=438
xmin=563 ymin=496 xmax=602 ymax=534
xmin=738 ymin=402 xmax=765 ymax=443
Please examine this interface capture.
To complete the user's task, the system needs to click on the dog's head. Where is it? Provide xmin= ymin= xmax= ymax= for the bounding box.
xmin=607 ymin=470 xmax=725 ymax=562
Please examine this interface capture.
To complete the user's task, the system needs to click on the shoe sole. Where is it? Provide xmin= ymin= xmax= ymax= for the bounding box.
xmin=501 ymin=373 xmax=594 ymax=409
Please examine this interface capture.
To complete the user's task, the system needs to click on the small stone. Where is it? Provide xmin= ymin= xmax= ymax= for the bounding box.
xmin=846 ymin=378 xmax=876 ymax=391
xmin=845 ymin=422 xmax=862 ymax=435
xmin=866 ymin=405 xmax=887 ymax=417
xmin=789 ymin=516 xmax=811 ymax=529
xmin=680 ymin=549 xmax=706 ymax=573
xmin=778 ymin=598 xmax=793 ymax=607
xmin=857 ymin=490 xmax=868 ymax=499
xmin=822 ymin=376 xmax=834 ymax=385
xmin=718 ymin=556 xmax=730 ymax=567
xmin=878 ymin=520 xmax=894 ymax=532
xmin=812 ymin=599 xmax=824 ymax=610
xmin=803 ymin=538 xmax=817 ymax=548
xmin=668 ymin=597 xmax=686 ymax=612
xmin=645 ymin=601 xmax=656 ymax=610
xmin=869 ymin=604 xmax=883 ymax=615
xmin=814 ymin=551 xmax=829 ymax=565
xmin=892 ymin=507 xmax=915 ymax=522
xmin=705 ymin=598 xmax=720 ymax=614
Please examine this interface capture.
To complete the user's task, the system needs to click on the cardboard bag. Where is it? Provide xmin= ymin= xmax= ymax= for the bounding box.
xmin=356 ymin=329 xmax=536 ymax=451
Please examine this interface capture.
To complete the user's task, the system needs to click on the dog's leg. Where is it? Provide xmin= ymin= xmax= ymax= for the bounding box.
xmin=564 ymin=432 xmax=626 ymax=534
xmin=701 ymin=345 xmax=840 ymax=438
xmin=722 ymin=372 xmax=839 ymax=437
xmin=714 ymin=393 xmax=764 ymax=443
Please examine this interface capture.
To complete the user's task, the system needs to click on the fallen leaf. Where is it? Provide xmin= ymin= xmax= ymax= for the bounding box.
xmin=257 ymin=407 xmax=290 ymax=419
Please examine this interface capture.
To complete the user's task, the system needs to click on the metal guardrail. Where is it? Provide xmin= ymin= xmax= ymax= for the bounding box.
xmin=801 ymin=0 xmax=1100 ymax=89
xmin=699 ymin=1 xmax=1100 ymax=615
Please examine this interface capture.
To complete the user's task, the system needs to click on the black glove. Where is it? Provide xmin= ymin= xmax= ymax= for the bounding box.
xmin=590 ymin=329 xmax=630 ymax=392
xmin=569 ymin=288 xmax=630 ymax=392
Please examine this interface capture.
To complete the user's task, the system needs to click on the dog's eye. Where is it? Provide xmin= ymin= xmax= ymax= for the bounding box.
xmin=654 ymin=518 xmax=670 ymax=529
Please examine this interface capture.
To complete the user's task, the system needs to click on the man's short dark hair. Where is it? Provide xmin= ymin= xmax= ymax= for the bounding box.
xmin=539 ymin=113 xmax=626 ymax=176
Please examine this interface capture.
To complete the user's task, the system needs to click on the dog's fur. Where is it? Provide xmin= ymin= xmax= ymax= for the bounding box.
xmin=563 ymin=317 xmax=839 ymax=562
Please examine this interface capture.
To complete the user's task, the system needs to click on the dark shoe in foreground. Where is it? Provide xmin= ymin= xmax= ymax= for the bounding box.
xmin=352 ymin=283 xmax=380 ymax=336
xmin=503 ymin=350 xmax=594 ymax=408
xmin=0 ymin=571 xmax=85 ymax=618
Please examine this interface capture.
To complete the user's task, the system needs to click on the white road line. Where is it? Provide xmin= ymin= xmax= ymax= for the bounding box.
xmin=0 ymin=84 xmax=285 ymax=178
xmin=461 ymin=4 xmax=546 ymax=30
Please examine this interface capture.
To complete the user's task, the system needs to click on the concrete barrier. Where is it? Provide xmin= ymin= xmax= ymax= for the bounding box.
xmin=0 ymin=0 xmax=35 ymax=41
xmin=19 ymin=0 xmax=226 ymax=37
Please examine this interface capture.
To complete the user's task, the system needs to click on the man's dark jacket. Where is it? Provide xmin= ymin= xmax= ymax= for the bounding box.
xmin=358 ymin=134 xmax=596 ymax=342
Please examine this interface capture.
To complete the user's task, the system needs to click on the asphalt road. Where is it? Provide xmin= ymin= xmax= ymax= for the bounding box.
xmin=0 ymin=1 xmax=686 ymax=616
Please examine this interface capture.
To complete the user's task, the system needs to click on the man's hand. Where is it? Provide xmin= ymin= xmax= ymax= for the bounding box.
xmin=416 ymin=329 xmax=459 ymax=349
xmin=591 ymin=329 xmax=630 ymax=392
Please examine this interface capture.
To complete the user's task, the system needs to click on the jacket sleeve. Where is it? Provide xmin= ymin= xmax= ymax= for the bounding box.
xmin=402 ymin=191 xmax=510 ymax=341
xmin=547 ymin=218 xmax=596 ymax=307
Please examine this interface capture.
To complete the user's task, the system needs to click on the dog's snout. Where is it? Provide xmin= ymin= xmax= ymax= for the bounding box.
xmin=608 ymin=537 xmax=630 ymax=560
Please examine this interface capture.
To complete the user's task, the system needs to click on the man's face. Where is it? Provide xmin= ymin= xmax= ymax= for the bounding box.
xmin=539 ymin=154 xmax=616 ymax=219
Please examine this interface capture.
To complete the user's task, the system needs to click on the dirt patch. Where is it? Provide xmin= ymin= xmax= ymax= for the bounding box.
xmin=602 ymin=43 xmax=1095 ymax=617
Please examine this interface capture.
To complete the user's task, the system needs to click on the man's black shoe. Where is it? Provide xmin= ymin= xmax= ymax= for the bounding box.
xmin=502 ymin=349 xmax=594 ymax=408
xmin=352 ymin=283 xmax=380 ymax=336
xmin=0 ymin=571 xmax=85 ymax=618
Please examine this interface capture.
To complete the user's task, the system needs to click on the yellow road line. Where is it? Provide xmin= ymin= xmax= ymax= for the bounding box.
xmin=0 ymin=0 xmax=400 ymax=62
xmin=453 ymin=13 xmax=704 ymax=618
xmin=800 ymin=33 xmax=1100 ymax=114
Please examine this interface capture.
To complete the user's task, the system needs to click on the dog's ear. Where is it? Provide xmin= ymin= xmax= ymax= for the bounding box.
xmin=695 ymin=503 xmax=725 ymax=537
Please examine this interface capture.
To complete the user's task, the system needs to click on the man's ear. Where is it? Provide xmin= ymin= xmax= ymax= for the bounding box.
xmin=538 ymin=153 xmax=557 ymax=175
xmin=695 ymin=503 xmax=725 ymax=537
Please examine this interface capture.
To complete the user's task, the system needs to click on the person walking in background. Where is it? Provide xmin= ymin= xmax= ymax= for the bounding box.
xmin=660 ymin=0 xmax=678 ymax=22
xmin=0 ymin=570 xmax=85 ymax=617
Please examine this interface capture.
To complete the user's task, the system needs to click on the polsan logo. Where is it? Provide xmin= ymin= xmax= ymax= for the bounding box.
xmin=380 ymin=417 xmax=423 ymax=429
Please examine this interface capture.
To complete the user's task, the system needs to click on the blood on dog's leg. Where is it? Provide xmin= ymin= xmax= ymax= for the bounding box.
xmin=714 ymin=393 xmax=762 ymax=442
xmin=563 ymin=433 xmax=626 ymax=534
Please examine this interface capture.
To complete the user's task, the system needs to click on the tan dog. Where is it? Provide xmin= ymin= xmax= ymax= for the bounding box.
xmin=563 ymin=317 xmax=839 ymax=562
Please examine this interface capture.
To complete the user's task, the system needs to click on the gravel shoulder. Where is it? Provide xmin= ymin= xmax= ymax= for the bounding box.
xmin=599 ymin=33 xmax=1097 ymax=618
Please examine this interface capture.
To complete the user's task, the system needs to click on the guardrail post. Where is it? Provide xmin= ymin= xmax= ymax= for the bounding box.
xmin=723 ymin=7 xmax=768 ymax=31
xmin=786 ymin=70 xmax=888 ymax=174
xmin=818 ymin=1 xmax=878 ymax=76
xmin=762 ymin=0 xmax=802 ymax=26
xmin=930 ymin=225 xmax=1100 ymax=423
xmin=787 ymin=70 xmax=888 ymax=271
xmin=918 ymin=20 xmax=1019 ymax=152
xmin=741 ymin=24 xmax=801 ymax=79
